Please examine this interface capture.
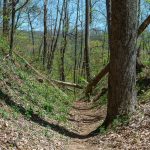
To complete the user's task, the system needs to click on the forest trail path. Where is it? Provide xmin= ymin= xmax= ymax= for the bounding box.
xmin=68 ymin=100 xmax=106 ymax=135
xmin=65 ymin=100 xmax=106 ymax=150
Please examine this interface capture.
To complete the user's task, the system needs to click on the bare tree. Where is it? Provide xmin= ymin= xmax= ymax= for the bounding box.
xmin=9 ymin=0 xmax=16 ymax=55
xmin=9 ymin=0 xmax=29 ymax=56
xmin=3 ymin=0 xmax=10 ymax=40
xmin=47 ymin=0 xmax=65 ymax=72
xmin=27 ymin=11 xmax=35 ymax=55
xmin=84 ymin=0 xmax=91 ymax=82
xmin=60 ymin=0 xmax=69 ymax=81
xmin=43 ymin=0 xmax=48 ymax=65
xmin=73 ymin=0 xmax=79 ymax=83
xmin=47 ymin=0 xmax=60 ymax=70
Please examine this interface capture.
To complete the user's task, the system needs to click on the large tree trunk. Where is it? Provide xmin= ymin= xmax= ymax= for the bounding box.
xmin=104 ymin=0 xmax=139 ymax=126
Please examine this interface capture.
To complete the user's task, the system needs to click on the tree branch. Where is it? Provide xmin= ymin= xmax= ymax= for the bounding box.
xmin=138 ymin=15 xmax=150 ymax=36
xmin=13 ymin=51 xmax=83 ymax=90
xmin=15 ymin=0 xmax=29 ymax=12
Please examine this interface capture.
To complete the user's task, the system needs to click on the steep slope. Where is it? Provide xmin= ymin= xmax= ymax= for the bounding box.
xmin=0 ymin=40 xmax=150 ymax=149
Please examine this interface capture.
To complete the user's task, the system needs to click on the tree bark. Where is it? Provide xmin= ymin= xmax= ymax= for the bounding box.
xmin=43 ymin=0 xmax=48 ymax=65
xmin=9 ymin=0 xmax=29 ymax=56
xmin=104 ymin=0 xmax=139 ymax=126
xmin=47 ymin=0 xmax=65 ymax=72
xmin=84 ymin=0 xmax=91 ymax=82
xmin=28 ymin=12 xmax=35 ymax=55
xmin=47 ymin=0 xmax=60 ymax=70
xmin=60 ymin=0 xmax=69 ymax=81
xmin=3 ymin=0 xmax=10 ymax=41
xmin=78 ymin=0 xmax=84 ymax=80
xmin=73 ymin=0 xmax=80 ymax=83
xmin=9 ymin=0 xmax=16 ymax=56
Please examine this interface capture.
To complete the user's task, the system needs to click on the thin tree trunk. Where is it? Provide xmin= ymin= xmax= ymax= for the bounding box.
xmin=14 ymin=10 xmax=21 ymax=31
xmin=28 ymin=12 xmax=35 ymax=55
xmin=89 ymin=0 xmax=92 ymax=24
xmin=60 ymin=0 xmax=69 ymax=81
xmin=79 ymin=28 xmax=84 ymax=79
xmin=43 ymin=0 xmax=48 ymax=65
xmin=73 ymin=0 xmax=79 ymax=83
xmin=47 ymin=0 xmax=60 ymax=69
xmin=9 ymin=0 xmax=16 ymax=56
xmin=47 ymin=0 xmax=65 ymax=72
xmin=38 ymin=37 xmax=43 ymax=59
xmin=3 ymin=0 xmax=10 ymax=41
xmin=84 ymin=0 xmax=91 ymax=82
xmin=9 ymin=0 xmax=29 ymax=56
xmin=78 ymin=0 xmax=84 ymax=80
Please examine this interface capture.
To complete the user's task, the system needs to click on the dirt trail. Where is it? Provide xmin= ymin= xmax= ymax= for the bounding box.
xmin=68 ymin=100 xmax=106 ymax=135
xmin=0 ymin=96 xmax=149 ymax=150
xmin=65 ymin=100 xmax=106 ymax=150
xmin=64 ymin=100 xmax=150 ymax=150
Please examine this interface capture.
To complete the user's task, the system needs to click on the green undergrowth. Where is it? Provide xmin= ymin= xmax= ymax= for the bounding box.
xmin=0 ymin=107 xmax=10 ymax=119
xmin=138 ymin=88 xmax=150 ymax=103
xmin=0 ymin=47 xmax=74 ymax=123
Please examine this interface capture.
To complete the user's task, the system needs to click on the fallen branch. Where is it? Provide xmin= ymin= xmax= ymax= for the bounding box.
xmin=13 ymin=51 xmax=83 ymax=90
xmin=85 ymin=63 xmax=109 ymax=96
xmin=51 ymin=79 xmax=83 ymax=89
xmin=13 ymin=51 xmax=68 ymax=97
xmin=14 ymin=51 xmax=55 ymax=86
xmin=138 ymin=15 xmax=150 ymax=36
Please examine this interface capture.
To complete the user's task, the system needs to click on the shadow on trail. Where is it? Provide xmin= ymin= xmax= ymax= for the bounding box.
xmin=68 ymin=116 xmax=103 ymax=123
xmin=72 ymin=105 xmax=96 ymax=110
xmin=0 ymin=90 xmax=100 ymax=139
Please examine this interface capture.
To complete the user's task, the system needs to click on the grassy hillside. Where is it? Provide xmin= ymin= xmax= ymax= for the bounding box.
xmin=0 ymin=39 xmax=75 ymax=123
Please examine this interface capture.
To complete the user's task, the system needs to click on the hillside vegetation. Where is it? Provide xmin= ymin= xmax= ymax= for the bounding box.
xmin=0 ymin=36 xmax=150 ymax=149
